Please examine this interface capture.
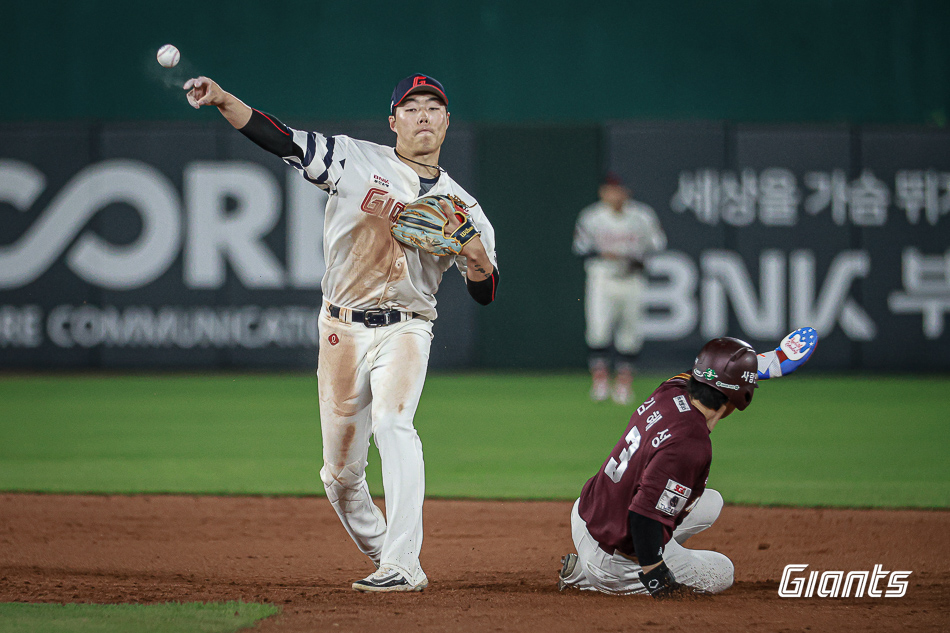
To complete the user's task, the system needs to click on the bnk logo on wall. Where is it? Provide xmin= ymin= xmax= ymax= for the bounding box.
xmin=778 ymin=564 xmax=912 ymax=598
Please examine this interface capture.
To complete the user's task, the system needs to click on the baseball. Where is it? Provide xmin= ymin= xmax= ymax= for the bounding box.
xmin=156 ymin=44 xmax=180 ymax=68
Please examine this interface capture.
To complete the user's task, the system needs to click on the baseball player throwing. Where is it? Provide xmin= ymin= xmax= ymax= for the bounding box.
xmin=558 ymin=328 xmax=817 ymax=597
xmin=184 ymin=73 xmax=498 ymax=592
xmin=573 ymin=174 xmax=667 ymax=405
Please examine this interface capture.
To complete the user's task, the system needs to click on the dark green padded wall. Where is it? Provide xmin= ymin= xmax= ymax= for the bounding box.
xmin=4 ymin=0 xmax=948 ymax=124
xmin=473 ymin=125 xmax=602 ymax=367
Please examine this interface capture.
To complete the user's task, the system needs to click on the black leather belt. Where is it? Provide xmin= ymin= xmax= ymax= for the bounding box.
xmin=327 ymin=304 xmax=418 ymax=328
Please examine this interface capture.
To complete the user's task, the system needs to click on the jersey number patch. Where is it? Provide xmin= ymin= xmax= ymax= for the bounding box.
xmin=604 ymin=427 xmax=641 ymax=484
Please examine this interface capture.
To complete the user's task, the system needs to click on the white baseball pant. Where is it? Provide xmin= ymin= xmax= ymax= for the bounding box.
xmin=561 ymin=490 xmax=734 ymax=594
xmin=317 ymin=306 xmax=433 ymax=587
xmin=584 ymin=268 xmax=646 ymax=356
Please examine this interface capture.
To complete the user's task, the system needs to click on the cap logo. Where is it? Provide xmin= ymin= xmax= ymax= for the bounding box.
xmin=413 ymin=76 xmax=428 ymax=87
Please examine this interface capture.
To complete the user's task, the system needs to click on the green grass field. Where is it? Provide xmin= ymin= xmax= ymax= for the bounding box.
xmin=1 ymin=372 xmax=947 ymax=507
xmin=0 ymin=602 xmax=278 ymax=633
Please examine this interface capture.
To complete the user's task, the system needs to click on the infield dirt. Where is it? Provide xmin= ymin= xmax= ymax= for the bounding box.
xmin=1 ymin=495 xmax=947 ymax=632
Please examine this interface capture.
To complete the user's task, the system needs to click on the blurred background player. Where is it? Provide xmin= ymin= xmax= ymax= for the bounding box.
xmin=558 ymin=329 xmax=817 ymax=597
xmin=573 ymin=173 xmax=667 ymax=405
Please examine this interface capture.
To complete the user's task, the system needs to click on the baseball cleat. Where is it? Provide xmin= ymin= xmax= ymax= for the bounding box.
xmin=352 ymin=566 xmax=428 ymax=593
xmin=591 ymin=377 xmax=610 ymax=402
xmin=558 ymin=553 xmax=578 ymax=591
xmin=757 ymin=326 xmax=818 ymax=380
xmin=611 ymin=384 xmax=633 ymax=406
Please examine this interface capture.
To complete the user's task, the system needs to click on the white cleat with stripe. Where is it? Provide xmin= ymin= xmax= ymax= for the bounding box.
xmin=352 ymin=566 xmax=428 ymax=593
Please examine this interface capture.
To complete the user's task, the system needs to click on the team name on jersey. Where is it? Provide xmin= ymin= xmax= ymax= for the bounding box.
xmin=636 ymin=397 xmax=656 ymax=416
xmin=651 ymin=428 xmax=672 ymax=448
xmin=361 ymin=188 xmax=406 ymax=222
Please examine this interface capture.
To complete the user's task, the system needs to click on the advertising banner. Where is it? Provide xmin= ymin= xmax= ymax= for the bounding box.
xmin=2 ymin=121 xmax=947 ymax=371
xmin=0 ymin=122 xmax=478 ymax=370
xmin=607 ymin=122 xmax=950 ymax=371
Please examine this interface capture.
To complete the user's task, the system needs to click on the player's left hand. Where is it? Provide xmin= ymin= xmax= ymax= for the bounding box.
xmin=638 ymin=561 xmax=689 ymax=600
xmin=757 ymin=326 xmax=819 ymax=380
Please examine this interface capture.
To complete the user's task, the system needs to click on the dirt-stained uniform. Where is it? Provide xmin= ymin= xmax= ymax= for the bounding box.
xmin=184 ymin=72 xmax=499 ymax=593
xmin=561 ymin=374 xmax=734 ymax=594
xmin=292 ymin=133 xmax=496 ymax=590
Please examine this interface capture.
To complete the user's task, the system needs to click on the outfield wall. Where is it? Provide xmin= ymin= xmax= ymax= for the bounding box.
xmin=3 ymin=1 xmax=948 ymax=125
xmin=1 ymin=122 xmax=948 ymax=371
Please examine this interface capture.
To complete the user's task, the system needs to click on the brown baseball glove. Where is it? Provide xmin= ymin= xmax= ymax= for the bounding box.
xmin=391 ymin=194 xmax=480 ymax=256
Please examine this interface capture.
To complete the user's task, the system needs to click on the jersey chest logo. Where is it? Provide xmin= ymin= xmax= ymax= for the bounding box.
xmin=361 ymin=188 xmax=406 ymax=222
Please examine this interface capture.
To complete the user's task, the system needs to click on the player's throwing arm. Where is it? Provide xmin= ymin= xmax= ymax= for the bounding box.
xmin=182 ymin=73 xmax=498 ymax=593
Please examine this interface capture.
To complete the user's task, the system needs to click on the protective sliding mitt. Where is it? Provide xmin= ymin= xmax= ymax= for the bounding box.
xmin=757 ymin=326 xmax=819 ymax=380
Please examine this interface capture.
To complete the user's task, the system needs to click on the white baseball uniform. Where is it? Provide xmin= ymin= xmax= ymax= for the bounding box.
xmin=573 ymin=200 xmax=666 ymax=356
xmin=562 ymin=491 xmax=734 ymax=595
xmin=284 ymin=130 xmax=497 ymax=587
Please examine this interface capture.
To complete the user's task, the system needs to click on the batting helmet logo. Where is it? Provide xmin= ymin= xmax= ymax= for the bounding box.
xmin=692 ymin=337 xmax=758 ymax=410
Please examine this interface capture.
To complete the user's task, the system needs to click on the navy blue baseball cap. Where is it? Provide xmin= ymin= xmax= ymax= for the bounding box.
xmin=391 ymin=74 xmax=448 ymax=113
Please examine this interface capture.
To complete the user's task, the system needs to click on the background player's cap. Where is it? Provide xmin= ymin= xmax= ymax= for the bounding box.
xmin=391 ymin=74 xmax=449 ymax=113
xmin=602 ymin=172 xmax=624 ymax=187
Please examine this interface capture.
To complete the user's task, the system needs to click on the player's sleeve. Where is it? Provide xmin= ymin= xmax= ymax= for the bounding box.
xmin=282 ymin=129 xmax=348 ymax=195
xmin=466 ymin=268 xmax=499 ymax=305
xmin=573 ymin=208 xmax=596 ymax=257
xmin=238 ymin=109 xmax=301 ymax=161
xmin=628 ymin=510 xmax=666 ymax=566
xmin=642 ymin=204 xmax=667 ymax=254
xmin=629 ymin=440 xmax=708 ymax=530
xmin=238 ymin=109 xmax=346 ymax=195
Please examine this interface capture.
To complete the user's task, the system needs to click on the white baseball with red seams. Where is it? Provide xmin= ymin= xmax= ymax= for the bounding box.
xmin=156 ymin=44 xmax=180 ymax=68
xmin=281 ymin=129 xmax=497 ymax=587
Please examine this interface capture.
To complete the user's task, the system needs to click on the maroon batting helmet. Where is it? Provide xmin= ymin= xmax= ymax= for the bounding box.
xmin=692 ymin=337 xmax=759 ymax=411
